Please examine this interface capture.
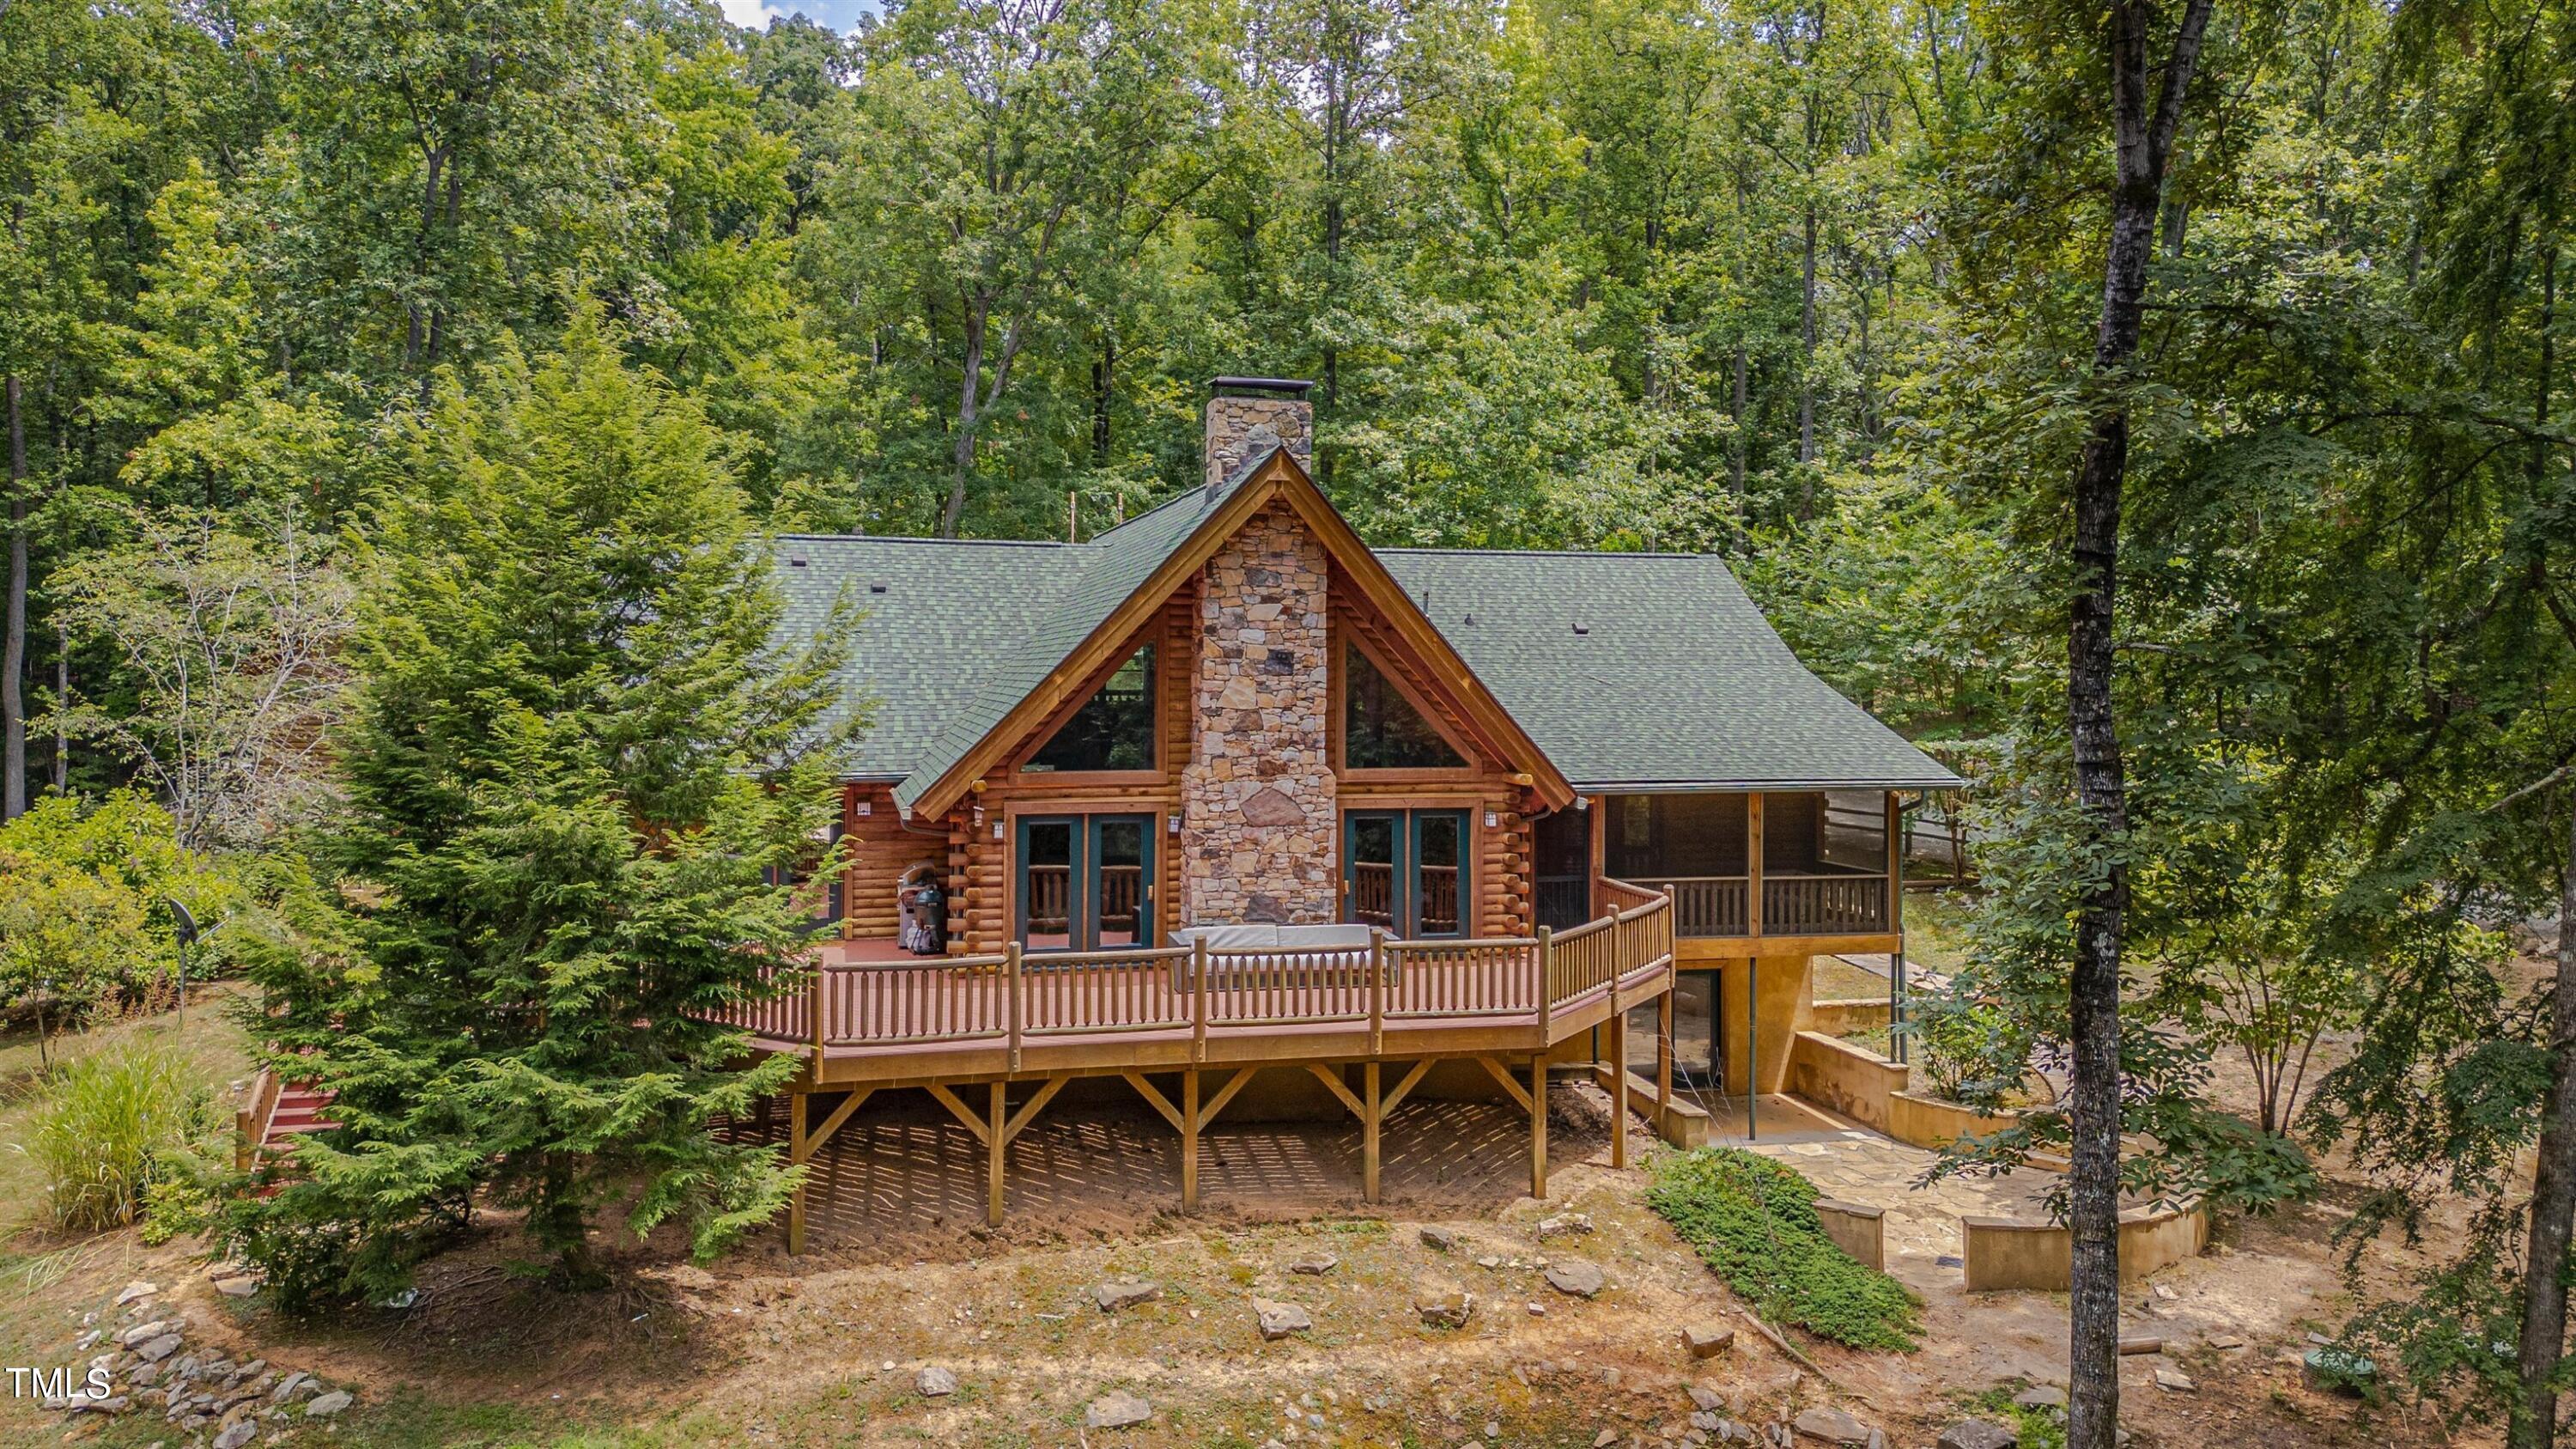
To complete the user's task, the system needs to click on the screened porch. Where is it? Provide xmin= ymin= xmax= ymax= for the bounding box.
xmin=1600 ymin=789 xmax=1896 ymax=939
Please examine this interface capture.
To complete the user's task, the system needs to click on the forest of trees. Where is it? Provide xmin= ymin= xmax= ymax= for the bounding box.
xmin=3 ymin=0 xmax=2573 ymax=1440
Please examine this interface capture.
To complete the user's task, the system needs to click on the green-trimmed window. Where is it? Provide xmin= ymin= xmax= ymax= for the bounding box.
xmin=1025 ymin=644 xmax=1156 ymax=772
xmin=1344 ymin=642 xmax=1464 ymax=770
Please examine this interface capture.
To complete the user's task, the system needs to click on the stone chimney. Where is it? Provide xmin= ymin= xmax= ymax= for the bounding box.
xmin=1204 ymin=377 xmax=1315 ymax=492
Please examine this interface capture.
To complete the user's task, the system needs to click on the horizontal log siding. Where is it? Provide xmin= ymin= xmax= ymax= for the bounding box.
xmin=841 ymin=784 xmax=945 ymax=940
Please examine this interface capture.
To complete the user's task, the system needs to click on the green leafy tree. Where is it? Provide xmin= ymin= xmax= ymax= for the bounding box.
xmin=236 ymin=307 xmax=855 ymax=1299
xmin=0 ymin=789 xmax=230 ymax=1020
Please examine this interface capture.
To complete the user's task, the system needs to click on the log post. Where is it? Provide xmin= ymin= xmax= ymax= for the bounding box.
xmin=1192 ymin=936 xmax=1209 ymax=1063
xmin=787 ymin=1088 xmax=810 ymax=1254
xmin=1182 ymin=1068 xmax=1200 ymax=1211
xmin=1747 ymin=792 xmax=1766 ymax=940
xmin=1657 ymin=989 xmax=1674 ymax=1115
xmin=986 ymin=1081 xmax=1007 ymax=1227
xmin=1529 ymin=1055 xmax=1549 ymax=1202
xmin=1534 ymin=925 xmax=1553 ymax=1044
xmin=1363 ymin=1060 xmax=1383 ymax=1202
xmin=1006 ymin=941 xmax=1024 ymax=1074
xmin=1609 ymin=980 xmax=1629 ymax=1170
xmin=1368 ymin=928 xmax=1386 ymax=1056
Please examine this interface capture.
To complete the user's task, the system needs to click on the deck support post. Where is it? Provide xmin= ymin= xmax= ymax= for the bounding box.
xmin=1363 ymin=1061 xmax=1382 ymax=1202
xmin=1609 ymin=993 xmax=1629 ymax=1170
xmin=1657 ymin=989 xmax=1674 ymax=1115
xmin=986 ymin=1081 xmax=1006 ymax=1227
xmin=1182 ymin=1068 xmax=1200 ymax=1211
xmin=1528 ymin=1056 xmax=1548 ymax=1201
xmin=787 ymin=1088 xmax=809 ymax=1254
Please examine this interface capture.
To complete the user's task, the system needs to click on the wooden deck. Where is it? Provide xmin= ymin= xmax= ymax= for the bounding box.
xmin=705 ymin=881 xmax=1680 ymax=1247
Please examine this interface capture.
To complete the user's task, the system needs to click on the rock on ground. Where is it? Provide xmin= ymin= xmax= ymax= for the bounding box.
xmin=114 ymin=1282 xmax=158 ymax=1306
xmin=305 ymin=1390 xmax=353 ymax=1417
xmin=1543 ymin=1260 xmax=1607 ymax=1298
xmin=1253 ymin=1299 xmax=1313 ymax=1341
xmin=1094 ymin=1279 xmax=1162 ymax=1312
xmin=1790 ymin=1406 xmax=1873 ymax=1445
xmin=2009 ymin=1385 xmax=2066 ymax=1410
xmin=1682 ymin=1324 xmax=1735 ymax=1358
xmin=2154 ymin=1367 xmax=2196 ymax=1392
xmin=118 ymin=1320 xmax=173 ymax=1349
xmin=916 ymin=1367 xmax=958 ymax=1397
xmin=1286 ymin=1253 xmax=1339 ymax=1275
xmin=1413 ymin=1275 xmax=1473 ymax=1329
xmin=213 ymin=1421 xmax=258 ymax=1449
xmin=1085 ymin=1390 xmax=1152 ymax=1429
xmin=1419 ymin=1225 xmax=1458 ymax=1251
xmin=1937 ymin=1420 xmax=2020 ymax=1449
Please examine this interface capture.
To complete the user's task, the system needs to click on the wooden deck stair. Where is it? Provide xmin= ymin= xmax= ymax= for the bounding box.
xmin=265 ymin=1083 xmax=338 ymax=1141
xmin=236 ymin=1069 xmax=337 ymax=1169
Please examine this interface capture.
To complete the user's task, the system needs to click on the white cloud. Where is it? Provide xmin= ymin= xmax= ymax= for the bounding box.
xmin=719 ymin=0 xmax=783 ymax=29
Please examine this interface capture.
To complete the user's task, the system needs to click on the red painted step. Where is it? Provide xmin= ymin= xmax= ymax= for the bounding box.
xmin=259 ymin=1081 xmax=338 ymax=1149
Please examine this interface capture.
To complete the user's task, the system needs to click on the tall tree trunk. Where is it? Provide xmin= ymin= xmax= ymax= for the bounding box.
xmin=944 ymin=308 xmax=987 ymax=539
xmin=1799 ymin=203 xmax=1818 ymax=466
xmin=2518 ymin=807 xmax=2576 ymax=1449
xmin=2065 ymin=3 xmax=2212 ymax=1447
xmin=1091 ymin=331 xmax=1115 ymax=469
xmin=2516 ymin=237 xmax=2570 ymax=1449
xmin=1731 ymin=344 xmax=1749 ymax=496
xmin=52 ymin=613 xmax=66 ymax=793
xmin=3 ymin=368 xmax=23 ymax=821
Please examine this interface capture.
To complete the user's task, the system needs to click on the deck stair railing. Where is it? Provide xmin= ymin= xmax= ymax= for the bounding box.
xmin=706 ymin=880 xmax=1675 ymax=1055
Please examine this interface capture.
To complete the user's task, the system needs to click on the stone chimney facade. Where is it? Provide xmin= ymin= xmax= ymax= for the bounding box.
xmin=1204 ymin=393 xmax=1315 ymax=491
xmin=1178 ymin=501 xmax=1338 ymax=927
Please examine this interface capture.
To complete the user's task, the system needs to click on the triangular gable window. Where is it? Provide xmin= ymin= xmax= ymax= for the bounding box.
xmin=1024 ymin=644 xmax=1157 ymax=772
xmin=1345 ymin=642 xmax=1466 ymax=770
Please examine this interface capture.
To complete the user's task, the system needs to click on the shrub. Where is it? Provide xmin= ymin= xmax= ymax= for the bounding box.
xmin=1645 ymin=1146 xmax=1922 ymax=1351
xmin=21 ymin=1042 xmax=223 ymax=1232
xmin=0 ymin=791 xmax=234 ymax=1023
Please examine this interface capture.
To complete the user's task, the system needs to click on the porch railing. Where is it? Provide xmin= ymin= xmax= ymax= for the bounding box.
xmin=705 ymin=882 xmax=1675 ymax=1054
xmin=1626 ymin=871 xmax=1889 ymax=938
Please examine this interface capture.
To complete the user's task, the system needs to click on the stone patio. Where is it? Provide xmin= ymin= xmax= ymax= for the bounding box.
xmin=1716 ymin=1098 xmax=2063 ymax=1294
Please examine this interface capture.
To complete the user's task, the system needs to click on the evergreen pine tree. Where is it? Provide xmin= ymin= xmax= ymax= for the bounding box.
xmin=235 ymin=305 xmax=854 ymax=1298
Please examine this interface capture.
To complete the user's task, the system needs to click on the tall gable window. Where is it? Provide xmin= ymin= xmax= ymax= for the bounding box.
xmin=1024 ymin=644 xmax=1157 ymax=772
xmin=1344 ymin=642 xmax=1465 ymax=770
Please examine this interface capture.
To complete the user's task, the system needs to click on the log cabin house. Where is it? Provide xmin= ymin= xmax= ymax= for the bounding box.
xmin=723 ymin=379 xmax=1959 ymax=1247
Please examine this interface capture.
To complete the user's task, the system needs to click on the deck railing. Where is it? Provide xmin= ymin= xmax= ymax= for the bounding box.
xmin=1627 ymin=870 xmax=1888 ymax=937
xmin=705 ymin=881 xmax=1675 ymax=1055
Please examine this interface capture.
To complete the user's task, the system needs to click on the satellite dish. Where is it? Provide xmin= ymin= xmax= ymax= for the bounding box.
xmin=167 ymin=898 xmax=199 ymax=947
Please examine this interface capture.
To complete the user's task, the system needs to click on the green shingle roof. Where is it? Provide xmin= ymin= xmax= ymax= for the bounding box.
xmin=1375 ymin=550 xmax=1959 ymax=790
xmin=774 ymin=463 xmax=1957 ymax=807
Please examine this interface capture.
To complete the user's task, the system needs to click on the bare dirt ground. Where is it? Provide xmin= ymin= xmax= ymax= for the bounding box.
xmin=2 ymin=1065 xmax=2489 ymax=1449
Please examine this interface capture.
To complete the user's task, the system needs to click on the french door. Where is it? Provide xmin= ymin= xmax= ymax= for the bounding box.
xmin=1342 ymin=808 xmax=1468 ymax=939
xmin=1016 ymin=813 xmax=1156 ymax=952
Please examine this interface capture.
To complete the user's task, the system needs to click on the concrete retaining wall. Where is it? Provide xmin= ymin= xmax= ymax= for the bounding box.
xmin=1961 ymin=1202 xmax=2209 ymax=1292
xmin=1807 ymin=997 xmax=1893 ymax=1036
xmin=1784 ymin=1030 xmax=1911 ymax=1135
xmin=1783 ymin=1031 xmax=2037 ymax=1156
xmin=1814 ymin=1198 xmax=1886 ymax=1271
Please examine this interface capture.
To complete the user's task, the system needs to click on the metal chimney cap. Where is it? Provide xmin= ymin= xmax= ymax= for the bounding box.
xmin=1210 ymin=376 xmax=1315 ymax=398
